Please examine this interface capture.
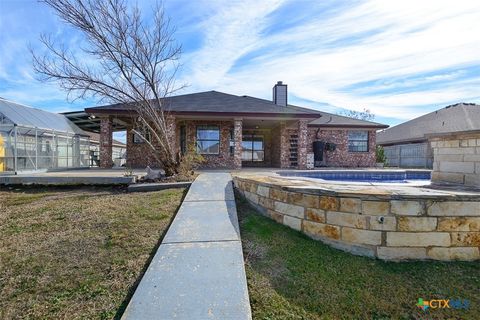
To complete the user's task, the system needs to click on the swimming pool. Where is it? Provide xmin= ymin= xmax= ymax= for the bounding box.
xmin=278 ymin=170 xmax=431 ymax=183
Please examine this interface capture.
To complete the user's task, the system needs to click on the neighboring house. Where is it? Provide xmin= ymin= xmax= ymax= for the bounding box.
xmin=377 ymin=103 xmax=480 ymax=169
xmin=86 ymin=132 xmax=126 ymax=167
xmin=67 ymin=82 xmax=388 ymax=169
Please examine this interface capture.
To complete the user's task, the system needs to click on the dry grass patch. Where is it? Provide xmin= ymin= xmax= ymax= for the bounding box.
xmin=0 ymin=186 xmax=186 ymax=319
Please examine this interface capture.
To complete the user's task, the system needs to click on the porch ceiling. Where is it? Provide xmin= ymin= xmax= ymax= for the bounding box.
xmin=242 ymin=118 xmax=299 ymax=129
xmin=63 ymin=111 xmax=129 ymax=133
xmin=174 ymin=114 xmax=303 ymax=129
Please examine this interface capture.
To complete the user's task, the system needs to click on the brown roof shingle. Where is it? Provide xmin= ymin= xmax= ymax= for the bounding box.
xmin=377 ymin=103 xmax=480 ymax=145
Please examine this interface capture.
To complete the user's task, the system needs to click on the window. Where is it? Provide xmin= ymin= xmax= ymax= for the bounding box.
xmin=133 ymin=131 xmax=150 ymax=144
xmin=242 ymin=135 xmax=264 ymax=162
xmin=196 ymin=126 xmax=220 ymax=154
xmin=180 ymin=125 xmax=186 ymax=155
xmin=348 ymin=131 xmax=369 ymax=152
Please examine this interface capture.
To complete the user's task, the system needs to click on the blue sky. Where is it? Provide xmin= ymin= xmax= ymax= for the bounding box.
xmin=1 ymin=0 xmax=480 ymax=129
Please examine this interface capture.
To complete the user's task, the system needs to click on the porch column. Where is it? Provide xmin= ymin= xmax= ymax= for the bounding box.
xmin=279 ymin=121 xmax=290 ymax=168
xmin=99 ymin=116 xmax=113 ymax=168
xmin=166 ymin=116 xmax=177 ymax=157
xmin=233 ymin=118 xmax=243 ymax=169
xmin=297 ymin=119 xmax=308 ymax=169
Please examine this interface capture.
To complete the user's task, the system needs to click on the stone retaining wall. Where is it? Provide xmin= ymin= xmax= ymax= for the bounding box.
xmin=430 ymin=132 xmax=480 ymax=188
xmin=233 ymin=177 xmax=480 ymax=261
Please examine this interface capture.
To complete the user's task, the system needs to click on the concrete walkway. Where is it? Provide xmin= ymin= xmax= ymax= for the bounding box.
xmin=122 ymin=173 xmax=252 ymax=320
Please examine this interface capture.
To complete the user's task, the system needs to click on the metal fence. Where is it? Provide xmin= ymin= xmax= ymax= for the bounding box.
xmin=383 ymin=142 xmax=433 ymax=169
xmin=0 ymin=124 xmax=90 ymax=174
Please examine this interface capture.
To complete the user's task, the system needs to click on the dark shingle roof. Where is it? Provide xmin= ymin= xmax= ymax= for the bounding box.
xmin=377 ymin=103 xmax=480 ymax=145
xmin=85 ymin=91 xmax=320 ymax=117
xmin=308 ymin=111 xmax=388 ymax=128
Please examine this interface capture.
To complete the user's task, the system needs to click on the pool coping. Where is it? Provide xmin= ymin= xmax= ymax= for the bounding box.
xmin=232 ymin=175 xmax=480 ymax=201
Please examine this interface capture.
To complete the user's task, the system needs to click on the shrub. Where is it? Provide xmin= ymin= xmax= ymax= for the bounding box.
xmin=177 ymin=144 xmax=206 ymax=178
xmin=376 ymin=145 xmax=387 ymax=164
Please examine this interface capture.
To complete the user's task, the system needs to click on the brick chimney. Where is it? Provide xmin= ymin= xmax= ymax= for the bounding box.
xmin=272 ymin=81 xmax=287 ymax=106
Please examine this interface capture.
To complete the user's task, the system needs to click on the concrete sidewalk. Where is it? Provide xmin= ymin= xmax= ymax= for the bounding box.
xmin=122 ymin=172 xmax=252 ymax=320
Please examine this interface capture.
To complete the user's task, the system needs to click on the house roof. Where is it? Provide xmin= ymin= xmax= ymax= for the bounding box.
xmin=0 ymin=97 xmax=87 ymax=136
xmin=85 ymin=90 xmax=321 ymax=118
xmin=377 ymin=103 xmax=480 ymax=145
xmin=86 ymin=132 xmax=126 ymax=147
xmin=308 ymin=111 xmax=388 ymax=128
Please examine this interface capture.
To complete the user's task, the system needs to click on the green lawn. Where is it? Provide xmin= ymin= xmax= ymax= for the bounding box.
xmin=0 ymin=187 xmax=186 ymax=320
xmin=236 ymin=194 xmax=480 ymax=320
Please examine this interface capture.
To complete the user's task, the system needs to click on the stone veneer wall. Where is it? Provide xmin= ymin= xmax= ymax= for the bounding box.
xmin=233 ymin=177 xmax=480 ymax=261
xmin=126 ymin=120 xmax=378 ymax=169
xmin=126 ymin=126 xmax=160 ymax=168
xmin=99 ymin=116 xmax=113 ymax=168
xmin=127 ymin=119 xmax=236 ymax=168
xmin=183 ymin=120 xmax=236 ymax=168
xmin=270 ymin=124 xmax=283 ymax=168
xmin=430 ymin=132 xmax=480 ymax=188
xmin=307 ymin=128 xmax=377 ymax=167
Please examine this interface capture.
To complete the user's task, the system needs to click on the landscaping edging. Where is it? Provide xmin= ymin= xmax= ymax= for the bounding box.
xmin=233 ymin=176 xmax=480 ymax=261
xmin=127 ymin=181 xmax=192 ymax=192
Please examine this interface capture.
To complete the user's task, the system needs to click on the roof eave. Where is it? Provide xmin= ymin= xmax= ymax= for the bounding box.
xmin=308 ymin=123 xmax=389 ymax=129
xmin=84 ymin=108 xmax=321 ymax=119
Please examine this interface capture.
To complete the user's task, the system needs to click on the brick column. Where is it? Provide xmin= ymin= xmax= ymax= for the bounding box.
xmin=166 ymin=116 xmax=177 ymax=155
xmin=297 ymin=119 xmax=308 ymax=169
xmin=233 ymin=118 xmax=243 ymax=169
xmin=279 ymin=121 xmax=290 ymax=168
xmin=126 ymin=125 xmax=134 ymax=167
xmin=99 ymin=116 xmax=113 ymax=168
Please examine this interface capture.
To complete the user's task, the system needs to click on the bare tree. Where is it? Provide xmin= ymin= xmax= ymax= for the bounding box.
xmin=32 ymin=0 xmax=183 ymax=176
xmin=338 ymin=108 xmax=375 ymax=121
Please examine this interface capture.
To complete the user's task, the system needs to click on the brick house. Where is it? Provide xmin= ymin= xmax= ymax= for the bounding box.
xmin=78 ymin=82 xmax=388 ymax=169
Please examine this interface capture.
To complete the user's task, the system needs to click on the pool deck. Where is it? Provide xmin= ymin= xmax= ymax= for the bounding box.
xmin=0 ymin=167 xmax=431 ymax=186
xmin=0 ymin=168 xmax=146 ymax=185
xmin=232 ymin=170 xmax=480 ymax=200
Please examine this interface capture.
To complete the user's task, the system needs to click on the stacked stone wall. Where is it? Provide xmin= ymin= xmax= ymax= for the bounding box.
xmin=430 ymin=132 xmax=480 ymax=188
xmin=234 ymin=177 xmax=480 ymax=261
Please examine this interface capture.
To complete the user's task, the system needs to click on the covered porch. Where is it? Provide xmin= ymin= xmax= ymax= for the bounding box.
xmin=69 ymin=113 xmax=312 ymax=170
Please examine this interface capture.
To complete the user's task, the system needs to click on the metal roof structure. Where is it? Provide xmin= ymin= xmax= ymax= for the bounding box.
xmin=86 ymin=131 xmax=126 ymax=147
xmin=62 ymin=111 xmax=128 ymax=133
xmin=0 ymin=98 xmax=87 ymax=136
xmin=377 ymin=103 xmax=480 ymax=145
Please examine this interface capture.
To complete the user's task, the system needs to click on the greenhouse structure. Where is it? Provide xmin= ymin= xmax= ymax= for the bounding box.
xmin=0 ymin=98 xmax=90 ymax=174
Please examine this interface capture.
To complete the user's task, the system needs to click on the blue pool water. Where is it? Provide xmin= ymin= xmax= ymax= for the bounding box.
xmin=279 ymin=170 xmax=431 ymax=183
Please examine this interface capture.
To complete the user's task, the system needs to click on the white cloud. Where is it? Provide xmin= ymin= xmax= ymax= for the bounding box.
xmin=179 ymin=0 xmax=287 ymax=89
xmin=181 ymin=0 xmax=480 ymax=121
xmin=1 ymin=0 xmax=480 ymax=123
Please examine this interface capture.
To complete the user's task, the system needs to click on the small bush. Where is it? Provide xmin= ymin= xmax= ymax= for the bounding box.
xmin=376 ymin=145 xmax=387 ymax=164
xmin=177 ymin=144 xmax=205 ymax=178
